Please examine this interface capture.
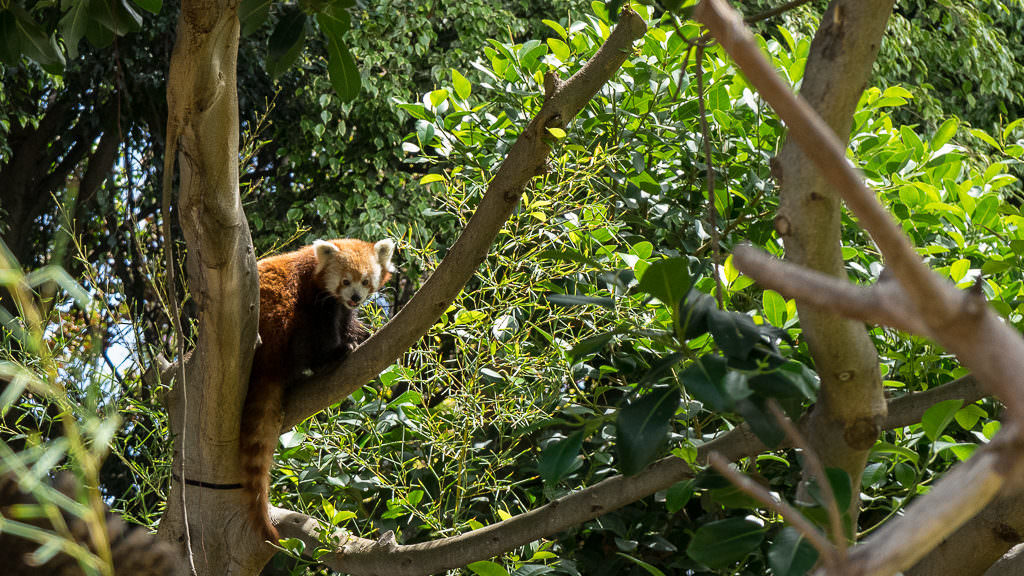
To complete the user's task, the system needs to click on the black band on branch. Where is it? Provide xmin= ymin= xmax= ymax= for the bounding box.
xmin=171 ymin=472 xmax=243 ymax=490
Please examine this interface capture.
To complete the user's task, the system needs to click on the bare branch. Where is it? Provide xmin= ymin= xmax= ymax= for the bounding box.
xmin=732 ymin=245 xmax=929 ymax=335
xmin=885 ymin=374 xmax=983 ymax=431
xmin=281 ymin=7 xmax=648 ymax=429
xmin=839 ymin=429 xmax=1024 ymax=576
xmin=708 ymin=453 xmax=841 ymax=570
xmin=767 ymin=401 xmax=846 ymax=557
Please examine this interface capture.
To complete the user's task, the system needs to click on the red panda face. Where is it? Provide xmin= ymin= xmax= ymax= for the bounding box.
xmin=313 ymin=239 xmax=395 ymax=309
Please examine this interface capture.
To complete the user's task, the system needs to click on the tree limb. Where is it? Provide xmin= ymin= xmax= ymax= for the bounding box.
xmin=281 ymin=7 xmax=648 ymax=429
xmin=842 ymin=429 xmax=1024 ymax=576
xmin=269 ymin=375 xmax=987 ymax=575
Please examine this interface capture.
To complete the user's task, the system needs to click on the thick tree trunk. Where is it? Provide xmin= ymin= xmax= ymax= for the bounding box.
xmin=155 ymin=2 xmax=265 ymax=574
xmin=774 ymin=0 xmax=894 ymax=527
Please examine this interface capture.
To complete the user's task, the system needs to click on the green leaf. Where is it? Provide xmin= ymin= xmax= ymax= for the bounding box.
xmin=616 ymin=386 xmax=680 ymax=476
xmin=972 ymin=195 xmax=998 ymax=229
xmin=901 ymin=125 xmax=923 ymax=155
xmin=768 ymin=526 xmax=818 ymax=576
xmin=419 ymin=173 xmax=445 ymax=185
xmin=807 ymin=468 xmax=852 ymax=512
xmin=637 ymin=257 xmax=690 ymax=307
xmin=762 ymin=289 xmax=786 ymax=326
xmin=922 ymin=399 xmax=963 ymax=442
xmin=541 ymin=18 xmax=567 ymax=39
xmin=0 ymin=11 xmax=20 ymax=64
xmin=686 ymin=517 xmax=765 ymax=569
xmin=428 ymin=89 xmax=449 ymax=108
xmin=949 ymin=258 xmax=970 ymax=283
xmin=707 ymin=309 xmax=761 ymax=361
xmin=616 ymin=553 xmax=667 ymax=576
xmin=467 ymin=561 xmax=510 ymax=576
xmin=546 ymin=127 xmax=566 ymax=139
xmin=968 ymin=128 xmax=1000 ymax=149
xmin=546 ymin=294 xmax=614 ymax=309
xmin=678 ymin=290 xmax=714 ymax=339
xmin=680 ymin=356 xmax=731 ymax=412
xmin=538 ymin=431 xmax=584 ymax=484
xmin=132 ymin=0 xmax=161 ymax=14
xmin=267 ymin=9 xmax=307 ymax=80
xmin=546 ymin=37 xmax=570 ymax=61
xmin=568 ymin=331 xmax=615 ymax=359
xmin=89 ymin=0 xmax=142 ymax=35
xmin=238 ymin=0 xmax=270 ymax=36
xmin=452 ymin=69 xmax=471 ymax=100
xmin=59 ymin=0 xmax=91 ymax=59
xmin=318 ymin=12 xmax=360 ymax=101
xmin=666 ymin=479 xmax=694 ymax=513
xmin=11 ymin=6 xmax=65 ymax=72
xmin=954 ymin=404 xmax=986 ymax=430
xmin=931 ymin=117 xmax=959 ymax=150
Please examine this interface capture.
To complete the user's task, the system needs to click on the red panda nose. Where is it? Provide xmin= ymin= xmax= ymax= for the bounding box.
xmin=350 ymin=294 xmax=361 ymax=303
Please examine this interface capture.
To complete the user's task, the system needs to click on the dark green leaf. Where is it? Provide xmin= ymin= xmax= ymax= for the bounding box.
xmin=546 ymin=294 xmax=614 ymax=309
xmin=568 ymin=332 xmax=615 ymax=359
xmin=768 ymin=526 xmax=818 ymax=576
xmin=922 ymin=399 xmax=963 ymax=441
xmin=707 ymin=309 xmax=762 ymax=361
xmin=267 ymin=9 xmax=307 ymax=80
xmin=0 ymin=11 xmax=21 ymax=64
xmin=538 ymin=431 xmax=584 ymax=485
xmin=59 ymin=0 xmax=91 ymax=59
xmin=686 ymin=517 xmax=765 ymax=569
xmin=665 ymin=479 xmax=694 ymax=513
xmin=807 ymin=467 xmax=852 ymax=513
xmin=132 ymin=0 xmax=162 ymax=15
xmin=11 ymin=6 xmax=65 ymax=71
xmin=89 ymin=0 xmax=142 ymax=35
xmin=616 ymin=386 xmax=680 ymax=476
xmin=637 ymin=257 xmax=690 ymax=308
xmin=680 ymin=356 xmax=731 ymax=412
xmin=678 ymin=289 xmax=714 ymax=339
xmin=238 ymin=0 xmax=270 ymax=36
xmin=736 ymin=398 xmax=783 ymax=448
xmin=320 ymin=17 xmax=361 ymax=101
xmin=638 ymin=352 xmax=686 ymax=386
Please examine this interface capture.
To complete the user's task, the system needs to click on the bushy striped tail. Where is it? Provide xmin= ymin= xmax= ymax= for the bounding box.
xmin=239 ymin=376 xmax=283 ymax=542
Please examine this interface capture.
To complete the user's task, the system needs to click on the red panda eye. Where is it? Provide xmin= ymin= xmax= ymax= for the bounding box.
xmin=362 ymin=279 xmax=370 ymax=287
xmin=342 ymin=279 xmax=351 ymax=286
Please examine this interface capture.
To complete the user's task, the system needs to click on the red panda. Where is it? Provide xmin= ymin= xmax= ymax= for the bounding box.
xmin=240 ymin=238 xmax=395 ymax=542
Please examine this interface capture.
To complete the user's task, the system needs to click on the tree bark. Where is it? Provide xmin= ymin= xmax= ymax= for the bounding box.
xmin=772 ymin=0 xmax=895 ymax=524
xmin=154 ymin=1 xmax=265 ymax=574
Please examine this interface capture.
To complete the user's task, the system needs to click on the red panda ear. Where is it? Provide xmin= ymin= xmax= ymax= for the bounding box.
xmin=313 ymin=240 xmax=340 ymax=273
xmin=374 ymin=239 xmax=396 ymax=272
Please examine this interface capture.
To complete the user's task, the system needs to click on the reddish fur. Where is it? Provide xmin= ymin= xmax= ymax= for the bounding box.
xmin=241 ymin=239 xmax=392 ymax=542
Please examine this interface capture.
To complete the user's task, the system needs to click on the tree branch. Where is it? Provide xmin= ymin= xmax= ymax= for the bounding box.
xmin=732 ymin=244 xmax=931 ymax=336
xmin=268 ymin=374 xmax=988 ymax=575
xmin=842 ymin=430 xmax=1024 ymax=576
xmin=281 ymin=7 xmax=648 ymax=429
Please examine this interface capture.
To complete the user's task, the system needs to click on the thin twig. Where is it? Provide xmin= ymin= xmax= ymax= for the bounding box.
xmin=707 ymin=452 xmax=840 ymax=570
xmin=694 ymin=41 xmax=725 ymax=309
xmin=767 ymin=401 xmax=847 ymax=560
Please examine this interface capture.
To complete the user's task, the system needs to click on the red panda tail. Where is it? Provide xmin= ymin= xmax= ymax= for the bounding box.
xmin=239 ymin=376 xmax=283 ymax=542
